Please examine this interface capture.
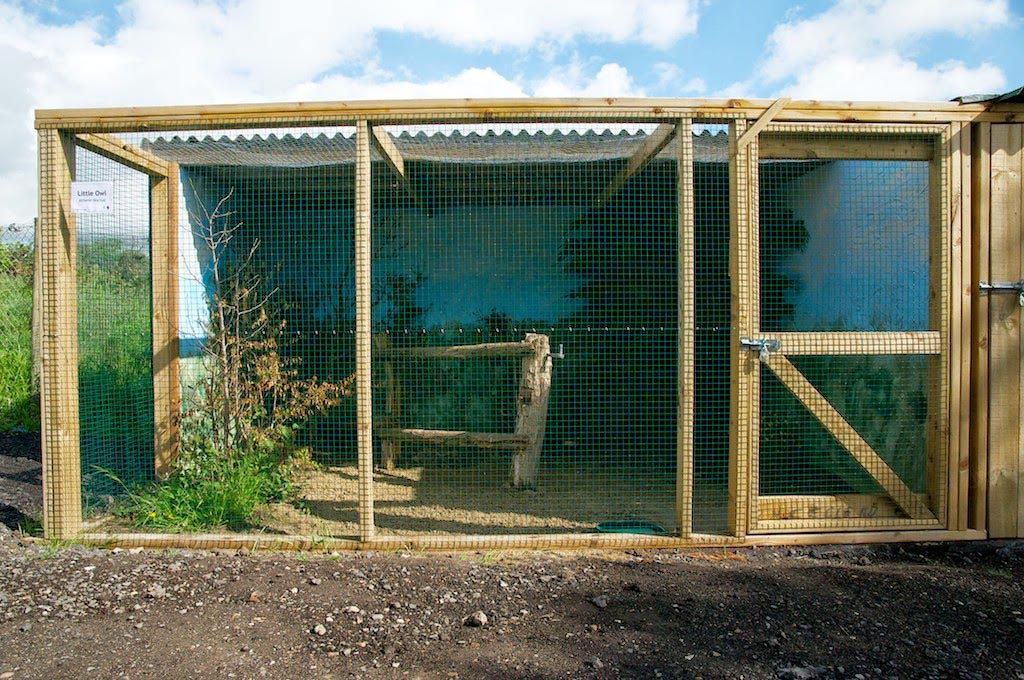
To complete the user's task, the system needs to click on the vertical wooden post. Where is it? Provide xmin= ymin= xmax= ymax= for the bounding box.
xmin=355 ymin=120 xmax=375 ymax=541
xmin=957 ymin=124 xmax=973 ymax=531
xmin=947 ymin=122 xmax=964 ymax=530
xmin=513 ymin=333 xmax=552 ymax=488
xmin=38 ymin=129 xmax=82 ymax=540
xmin=926 ymin=127 xmax=950 ymax=522
xmin=151 ymin=164 xmax=181 ymax=476
xmin=988 ymin=124 xmax=1022 ymax=538
xmin=677 ymin=117 xmax=694 ymax=538
xmin=969 ymin=122 xmax=991 ymax=531
xmin=728 ymin=118 xmax=754 ymax=537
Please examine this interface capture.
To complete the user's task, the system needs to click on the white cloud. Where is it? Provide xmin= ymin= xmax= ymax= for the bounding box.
xmin=760 ymin=0 xmax=1010 ymax=100
xmin=533 ymin=61 xmax=642 ymax=98
xmin=652 ymin=62 xmax=706 ymax=94
xmin=0 ymin=0 xmax=698 ymax=223
xmin=780 ymin=53 xmax=1007 ymax=102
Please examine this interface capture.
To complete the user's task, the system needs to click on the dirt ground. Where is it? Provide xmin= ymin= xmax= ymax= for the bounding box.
xmin=2 ymin=432 xmax=1024 ymax=679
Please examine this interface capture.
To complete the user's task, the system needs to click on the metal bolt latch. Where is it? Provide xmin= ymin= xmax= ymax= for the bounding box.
xmin=979 ymin=280 xmax=1024 ymax=307
xmin=740 ymin=336 xmax=780 ymax=363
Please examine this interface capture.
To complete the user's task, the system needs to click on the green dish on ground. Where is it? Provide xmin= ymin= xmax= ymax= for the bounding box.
xmin=594 ymin=520 xmax=667 ymax=535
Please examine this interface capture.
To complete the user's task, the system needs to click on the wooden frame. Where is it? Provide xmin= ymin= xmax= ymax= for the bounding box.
xmin=34 ymin=97 xmax=1007 ymax=548
xmin=740 ymin=123 xmax=953 ymax=534
xmin=73 ymin=134 xmax=182 ymax=477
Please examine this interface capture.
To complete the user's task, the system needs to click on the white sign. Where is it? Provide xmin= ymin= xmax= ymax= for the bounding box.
xmin=71 ymin=181 xmax=114 ymax=213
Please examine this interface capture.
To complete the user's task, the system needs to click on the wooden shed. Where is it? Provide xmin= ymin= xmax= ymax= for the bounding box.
xmin=32 ymin=93 xmax=1024 ymax=550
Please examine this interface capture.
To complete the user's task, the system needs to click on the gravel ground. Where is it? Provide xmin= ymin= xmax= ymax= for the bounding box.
xmin=2 ymin=432 xmax=1023 ymax=679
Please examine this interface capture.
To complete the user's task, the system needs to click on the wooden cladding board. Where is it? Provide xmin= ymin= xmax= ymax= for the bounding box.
xmin=987 ymin=124 xmax=1024 ymax=538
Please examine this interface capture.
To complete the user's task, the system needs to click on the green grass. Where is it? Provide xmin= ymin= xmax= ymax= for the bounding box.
xmin=102 ymin=445 xmax=300 ymax=532
xmin=77 ymin=241 xmax=154 ymax=494
xmin=0 ymin=265 xmax=39 ymax=431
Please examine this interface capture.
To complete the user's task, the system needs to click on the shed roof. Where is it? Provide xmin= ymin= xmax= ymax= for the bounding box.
xmin=143 ymin=129 xmax=730 ymax=168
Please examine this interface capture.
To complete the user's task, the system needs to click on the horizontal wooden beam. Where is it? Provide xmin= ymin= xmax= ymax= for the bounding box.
xmin=377 ymin=428 xmax=529 ymax=449
xmin=757 ymin=493 xmax=905 ymax=521
xmin=770 ymin=331 xmax=941 ymax=355
xmin=760 ymin=135 xmax=936 ymax=161
xmin=72 ymin=528 xmax=986 ymax=552
xmin=35 ymin=97 xmax=1024 ymax=133
xmin=750 ymin=518 xmax=943 ymax=534
xmin=593 ymin=123 xmax=676 ymax=209
xmin=381 ymin=340 xmax=537 ymax=360
xmin=75 ymin=133 xmax=171 ymax=177
xmin=767 ymin=355 xmax=933 ymax=520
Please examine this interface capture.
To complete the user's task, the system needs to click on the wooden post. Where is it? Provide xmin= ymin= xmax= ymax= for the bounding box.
xmin=38 ymin=129 xmax=82 ymax=540
xmin=355 ymin=120 xmax=375 ymax=542
xmin=513 ymin=333 xmax=552 ymax=488
xmin=677 ymin=117 xmax=694 ymax=537
xmin=969 ymin=122 xmax=991 ymax=531
xmin=728 ymin=118 xmax=754 ymax=537
xmin=925 ymin=127 xmax=949 ymax=522
xmin=988 ymin=124 xmax=1023 ymax=538
xmin=947 ymin=122 xmax=964 ymax=530
xmin=957 ymin=123 xmax=973 ymax=531
xmin=151 ymin=164 xmax=181 ymax=476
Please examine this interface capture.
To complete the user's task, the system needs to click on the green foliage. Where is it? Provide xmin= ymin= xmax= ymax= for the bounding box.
xmin=101 ymin=439 xmax=309 ymax=532
xmin=0 ymin=241 xmax=38 ymax=431
xmin=105 ymin=194 xmax=350 ymax=531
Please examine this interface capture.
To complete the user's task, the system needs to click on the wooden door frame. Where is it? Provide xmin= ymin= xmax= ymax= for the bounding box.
xmin=729 ymin=122 xmax=960 ymax=535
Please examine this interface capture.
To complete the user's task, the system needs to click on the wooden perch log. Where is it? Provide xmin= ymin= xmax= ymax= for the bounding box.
xmin=374 ymin=333 xmax=553 ymax=487
xmin=513 ymin=333 xmax=552 ymax=487
xmin=381 ymin=340 xmax=537 ymax=360
xmin=377 ymin=428 xmax=529 ymax=449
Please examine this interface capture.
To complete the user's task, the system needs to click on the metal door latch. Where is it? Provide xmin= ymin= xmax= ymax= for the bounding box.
xmin=740 ymin=336 xmax=780 ymax=363
xmin=548 ymin=344 xmax=565 ymax=360
xmin=979 ymin=280 xmax=1024 ymax=307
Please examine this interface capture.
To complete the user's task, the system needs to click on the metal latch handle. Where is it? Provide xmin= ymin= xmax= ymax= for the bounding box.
xmin=979 ymin=280 xmax=1024 ymax=307
xmin=740 ymin=336 xmax=780 ymax=363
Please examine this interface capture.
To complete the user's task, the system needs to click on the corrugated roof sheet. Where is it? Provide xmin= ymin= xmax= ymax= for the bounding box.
xmin=143 ymin=129 xmax=731 ymax=168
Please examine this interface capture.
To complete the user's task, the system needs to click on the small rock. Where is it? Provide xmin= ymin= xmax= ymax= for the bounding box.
xmin=309 ymin=578 xmax=322 ymax=586
xmin=778 ymin=666 xmax=826 ymax=680
xmin=463 ymin=611 xmax=488 ymax=627
xmin=19 ymin=622 xmax=31 ymax=633
xmin=584 ymin=657 xmax=604 ymax=669
xmin=590 ymin=595 xmax=609 ymax=609
xmin=312 ymin=624 xmax=327 ymax=636
xmin=146 ymin=584 xmax=167 ymax=599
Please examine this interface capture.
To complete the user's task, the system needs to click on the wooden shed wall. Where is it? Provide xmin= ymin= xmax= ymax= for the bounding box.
xmin=982 ymin=123 xmax=1024 ymax=538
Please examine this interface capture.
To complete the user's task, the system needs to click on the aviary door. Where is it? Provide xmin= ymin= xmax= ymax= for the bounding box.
xmin=731 ymin=123 xmax=953 ymax=535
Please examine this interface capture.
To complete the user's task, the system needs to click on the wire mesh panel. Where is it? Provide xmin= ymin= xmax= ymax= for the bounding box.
xmin=748 ymin=125 xmax=947 ymax=531
xmin=368 ymin=119 xmax=682 ymax=537
xmin=74 ymin=148 xmax=154 ymax=515
xmin=0 ymin=221 xmax=37 ymax=433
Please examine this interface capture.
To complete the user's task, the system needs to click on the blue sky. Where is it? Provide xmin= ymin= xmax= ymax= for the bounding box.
xmin=0 ymin=0 xmax=1021 ymax=223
